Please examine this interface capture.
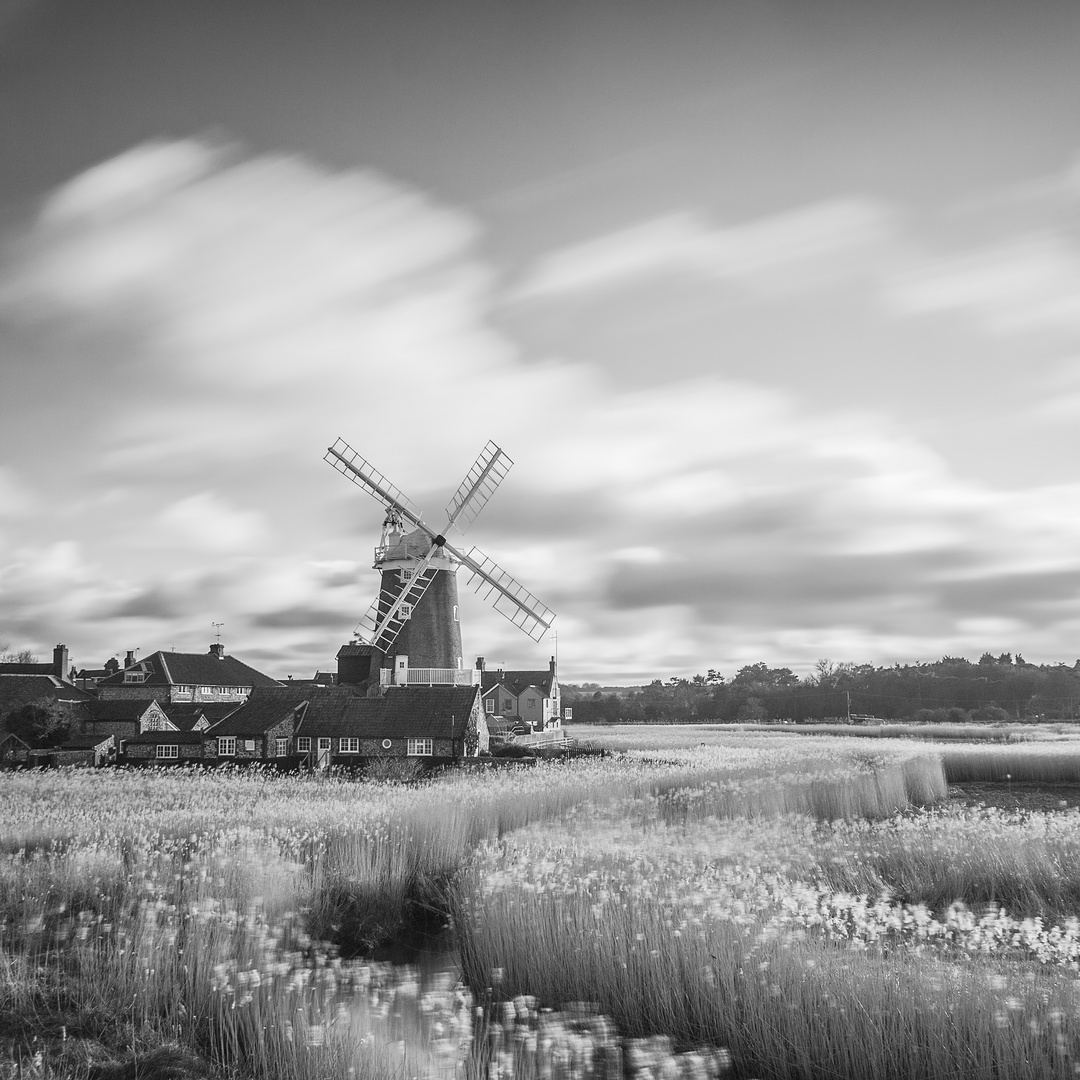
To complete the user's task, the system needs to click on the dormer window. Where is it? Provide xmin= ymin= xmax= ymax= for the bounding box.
xmin=124 ymin=671 xmax=147 ymax=684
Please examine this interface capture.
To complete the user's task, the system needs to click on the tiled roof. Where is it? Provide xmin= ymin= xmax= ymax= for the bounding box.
xmin=0 ymin=675 xmax=93 ymax=709
xmin=96 ymin=650 xmax=281 ymax=690
xmin=336 ymin=644 xmax=374 ymax=658
xmin=0 ymin=662 xmax=56 ymax=676
xmin=76 ymin=668 xmax=111 ymax=679
xmin=124 ymin=731 xmax=206 ymax=745
xmin=480 ymin=670 xmax=554 ymax=697
xmin=298 ymin=685 xmax=479 ymax=740
xmin=90 ymin=699 xmax=161 ymax=721
xmin=57 ymin=735 xmax=114 ymax=750
xmin=162 ymin=702 xmax=242 ymax=731
xmin=210 ymin=684 xmax=314 ymax=736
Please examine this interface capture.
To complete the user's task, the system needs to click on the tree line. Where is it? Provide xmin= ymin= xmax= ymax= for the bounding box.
xmin=562 ymin=653 xmax=1080 ymax=725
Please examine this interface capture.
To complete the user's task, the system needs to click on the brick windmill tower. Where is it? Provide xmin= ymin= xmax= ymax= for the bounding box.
xmin=325 ymin=439 xmax=554 ymax=691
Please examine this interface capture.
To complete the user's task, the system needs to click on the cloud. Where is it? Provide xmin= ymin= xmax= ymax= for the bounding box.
xmin=886 ymin=234 xmax=1080 ymax=336
xmin=511 ymin=198 xmax=893 ymax=303
xmin=157 ymin=492 xmax=265 ymax=552
xmin=5 ymin=139 xmax=1080 ymax=679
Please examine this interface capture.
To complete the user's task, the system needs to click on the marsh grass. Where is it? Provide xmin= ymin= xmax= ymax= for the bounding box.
xmin=943 ymin=746 xmax=1080 ymax=783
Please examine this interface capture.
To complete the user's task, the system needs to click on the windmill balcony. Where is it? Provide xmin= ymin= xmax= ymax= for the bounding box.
xmin=380 ymin=667 xmax=481 ymax=687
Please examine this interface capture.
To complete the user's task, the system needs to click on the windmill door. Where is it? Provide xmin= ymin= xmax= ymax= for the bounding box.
xmin=317 ymin=738 xmax=332 ymax=769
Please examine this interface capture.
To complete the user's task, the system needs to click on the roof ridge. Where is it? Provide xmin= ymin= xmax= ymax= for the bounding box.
xmin=158 ymin=652 xmax=173 ymax=684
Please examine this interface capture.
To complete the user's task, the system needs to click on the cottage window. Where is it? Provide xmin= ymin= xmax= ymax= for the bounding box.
xmin=297 ymin=737 xmax=311 ymax=753
xmin=156 ymin=744 xmax=178 ymax=759
xmin=218 ymin=736 xmax=236 ymax=757
xmin=485 ymin=698 xmax=495 ymax=712
xmin=174 ymin=684 xmax=191 ymax=694
xmin=243 ymin=739 xmax=256 ymax=752
xmin=339 ymin=737 xmax=359 ymax=753
xmin=407 ymin=738 xmax=433 ymax=756
xmin=527 ymin=698 xmax=537 ymax=708
xmin=275 ymin=737 xmax=289 ymax=757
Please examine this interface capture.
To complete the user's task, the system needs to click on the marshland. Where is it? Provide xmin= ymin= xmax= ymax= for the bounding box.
xmin=5 ymin=725 xmax=1080 ymax=1080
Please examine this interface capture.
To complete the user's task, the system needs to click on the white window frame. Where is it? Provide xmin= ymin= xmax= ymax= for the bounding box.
xmin=485 ymin=698 xmax=496 ymax=712
xmin=400 ymin=568 xmax=413 ymax=582
xmin=218 ymin=736 xmax=236 ymax=757
xmin=124 ymin=671 xmax=147 ymax=684
xmin=339 ymin=737 xmax=359 ymax=754
xmin=399 ymin=602 xmax=413 ymax=620
xmin=275 ymin=737 xmax=289 ymax=757
xmin=318 ymin=737 xmax=331 ymax=752
xmin=407 ymin=738 xmax=433 ymax=757
xmin=296 ymin=737 xmax=311 ymax=753
xmin=243 ymin=739 xmax=256 ymax=752
xmin=156 ymin=744 xmax=178 ymax=759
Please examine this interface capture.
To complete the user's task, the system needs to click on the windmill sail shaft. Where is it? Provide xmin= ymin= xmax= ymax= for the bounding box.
xmin=444 ymin=441 xmax=512 ymax=533
xmin=325 ymin=440 xmax=425 ymax=526
xmin=445 ymin=541 xmax=554 ymax=642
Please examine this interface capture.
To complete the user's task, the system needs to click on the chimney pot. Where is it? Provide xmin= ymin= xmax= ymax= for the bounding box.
xmin=125 ymin=650 xmax=135 ymax=668
xmin=209 ymin=643 xmax=225 ymax=659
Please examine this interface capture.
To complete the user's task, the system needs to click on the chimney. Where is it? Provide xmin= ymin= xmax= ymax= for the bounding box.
xmin=209 ymin=643 xmax=225 ymax=659
xmin=124 ymin=650 xmax=135 ymax=668
xmin=475 ymin=656 xmax=485 ymax=673
xmin=53 ymin=644 xmax=69 ymax=680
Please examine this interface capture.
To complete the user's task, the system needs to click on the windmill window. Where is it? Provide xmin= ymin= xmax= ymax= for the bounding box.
xmin=453 ymin=605 xmax=459 ymax=622
xmin=297 ymin=737 xmax=311 ymax=753
xmin=400 ymin=568 xmax=413 ymax=582
xmin=156 ymin=744 xmax=178 ymax=759
xmin=400 ymin=603 xmax=413 ymax=619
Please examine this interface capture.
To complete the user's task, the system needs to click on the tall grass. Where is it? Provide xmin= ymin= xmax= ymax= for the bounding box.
xmin=943 ymin=745 xmax=1080 ymax=783
xmin=455 ymin=799 xmax=1080 ymax=1079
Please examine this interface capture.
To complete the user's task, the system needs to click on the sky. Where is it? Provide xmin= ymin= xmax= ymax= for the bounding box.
xmin=3 ymin=0 xmax=1080 ymax=683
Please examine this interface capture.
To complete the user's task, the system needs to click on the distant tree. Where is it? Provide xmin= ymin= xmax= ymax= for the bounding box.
xmin=0 ymin=644 xmax=38 ymax=663
xmin=970 ymin=704 xmax=1013 ymax=724
xmin=3 ymin=698 xmax=75 ymax=747
xmin=736 ymin=696 xmax=768 ymax=722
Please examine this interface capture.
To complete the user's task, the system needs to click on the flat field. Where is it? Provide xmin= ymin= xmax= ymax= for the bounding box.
xmin=4 ymin=729 xmax=1080 ymax=1079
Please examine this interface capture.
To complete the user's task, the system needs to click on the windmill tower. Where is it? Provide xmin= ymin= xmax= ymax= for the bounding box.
xmin=325 ymin=438 xmax=554 ymax=690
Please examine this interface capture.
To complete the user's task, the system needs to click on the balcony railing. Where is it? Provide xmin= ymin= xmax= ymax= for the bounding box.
xmin=380 ymin=667 xmax=480 ymax=687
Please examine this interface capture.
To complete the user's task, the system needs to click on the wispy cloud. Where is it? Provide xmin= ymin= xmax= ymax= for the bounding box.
xmin=510 ymin=198 xmax=894 ymax=303
xmin=5 ymin=140 xmax=1080 ymax=678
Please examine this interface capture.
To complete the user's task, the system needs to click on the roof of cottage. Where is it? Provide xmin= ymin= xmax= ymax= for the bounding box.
xmin=96 ymin=650 xmax=281 ymax=690
xmin=89 ymin=698 xmax=163 ymax=721
xmin=298 ymin=685 xmax=480 ymax=740
xmin=480 ymin=669 xmax=555 ymax=697
xmin=210 ymin=684 xmax=315 ymax=736
xmin=124 ymin=731 xmax=206 ymax=745
xmin=162 ymin=702 xmax=242 ymax=731
xmin=0 ymin=675 xmax=93 ymax=711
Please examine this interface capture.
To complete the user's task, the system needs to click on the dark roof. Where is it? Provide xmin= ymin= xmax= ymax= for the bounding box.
xmin=0 ymin=662 xmax=56 ymax=676
xmin=76 ymin=668 xmax=111 ymax=678
xmin=124 ymin=731 xmax=207 ymax=745
xmin=210 ymin=684 xmax=314 ymax=736
xmin=96 ymin=650 xmax=281 ymax=690
xmin=336 ymin=644 xmax=374 ymax=658
xmin=0 ymin=675 xmax=93 ymax=710
xmin=162 ymin=702 xmax=242 ymax=731
xmin=90 ymin=699 xmax=162 ymax=721
xmin=298 ymin=685 xmax=480 ymax=740
xmin=481 ymin=670 xmax=555 ymax=697
xmin=56 ymin=735 xmax=114 ymax=750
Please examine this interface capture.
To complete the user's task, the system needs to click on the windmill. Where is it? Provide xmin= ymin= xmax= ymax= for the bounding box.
xmin=325 ymin=438 xmax=554 ymax=689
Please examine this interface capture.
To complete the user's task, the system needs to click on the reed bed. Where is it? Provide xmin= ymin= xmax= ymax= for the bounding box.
xmin=455 ymin=764 xmax=1080 ymax=1080
xmin=942 ymin=744 xmax=1080 ymax=783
